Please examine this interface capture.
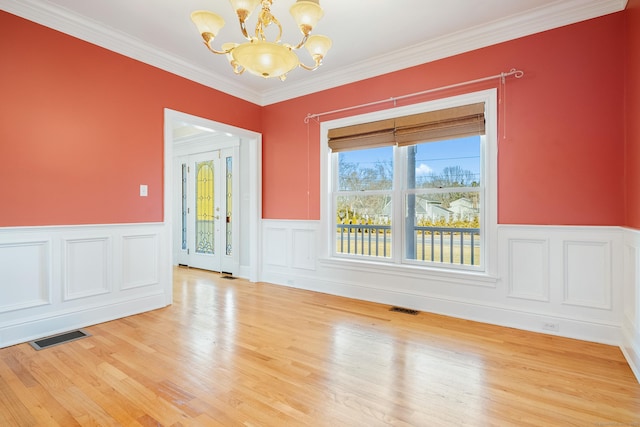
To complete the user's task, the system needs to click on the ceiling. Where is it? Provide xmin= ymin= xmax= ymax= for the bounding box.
xmin=1 ymin=0 xmax=627 ymax=106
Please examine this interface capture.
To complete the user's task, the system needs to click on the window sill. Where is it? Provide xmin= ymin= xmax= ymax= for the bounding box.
xmin=318 ymin=256 xmax=498 ymax=288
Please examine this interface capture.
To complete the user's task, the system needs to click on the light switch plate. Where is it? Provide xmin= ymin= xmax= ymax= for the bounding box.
xmin=140 ymin=184 xmax=148 ymax=197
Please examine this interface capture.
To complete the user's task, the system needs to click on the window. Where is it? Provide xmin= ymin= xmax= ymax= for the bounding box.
xmin=323 ymin=90 xmax=497 ymax=274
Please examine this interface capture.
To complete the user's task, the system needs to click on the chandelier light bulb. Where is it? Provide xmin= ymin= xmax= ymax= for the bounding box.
xmin=290 ymin=0 xmax=324 ymax=35
xmin=229 ymin=0 xmax=261 ymax=21
xmin=304 ymin=34 xmax=331 ymax=61
xmin=191 ymin=11 xmax=225 ymax=44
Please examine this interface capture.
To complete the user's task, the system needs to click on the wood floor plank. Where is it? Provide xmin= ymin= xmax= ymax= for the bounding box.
xmin=0 ymin=355 xmax=65 ymax=426
xmin=0 ymin=266 xmax=638 ymax=426
xmin=0 ymin=374 xmax=38 ymax=426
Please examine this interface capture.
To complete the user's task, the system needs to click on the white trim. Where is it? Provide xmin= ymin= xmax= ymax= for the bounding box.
xmin=0 ymin=223 xmax=169 ymax=348
xmin=0 ymin=0 xmax=626 ymax=106
xmin=62 ymin=236 xmax=112 ymax=300
xmin=622 ymin=227 xmax=640 ymax=382
xmin=261 ymin=0 xmax=627 ymax=105
xmin=163 ymin=109 xmax=262 ymax=283
xmin=262 ymin=0 xmax=628 ymax=105
xmin=622 ymin=315 xmax=640 ymax=383
xmin=264 ymin=269 xmax=622 ymax=346
xmin=262 ymin=221 xmax=627 ymax=348
xmin=0 ymin=239 xmax=52 ymax=313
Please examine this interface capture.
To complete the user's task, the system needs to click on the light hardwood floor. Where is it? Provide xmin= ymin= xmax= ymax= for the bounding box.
xmin=1 ymin=267 xmax=639 ymax=426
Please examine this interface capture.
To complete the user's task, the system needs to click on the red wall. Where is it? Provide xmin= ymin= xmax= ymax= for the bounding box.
xmin=626 ymin=0 xmax=640 ymax=228
xmin=262 ymin=13 xmax=626 ymax=225
xmin=1 ymin=10 xmax=630 ymax=227
xmin=0 ymin=11 xmax=261 ymax=227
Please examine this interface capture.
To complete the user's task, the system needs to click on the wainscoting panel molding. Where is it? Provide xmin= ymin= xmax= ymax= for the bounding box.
xmin=63 ymin=236 xmax=111 ymax=301
xmin=507 ymin=238 xmax=550 ymax=302
xmin=0 ymin=223 xmax=170 ymax=349
xmin=264 ymin=227 xmax=288 ymax=268
xmin=563 ymin=240 xmax=612 ymax=310
xmin=291 ymin=228 xmax=316 ymax=271
xmin=122 ymin=234 xmax=159 ymax=290
xmin=0 ymin=239 xmax=51 ymax=314
xmin=623 ymin=228 xmax=640 ymax=382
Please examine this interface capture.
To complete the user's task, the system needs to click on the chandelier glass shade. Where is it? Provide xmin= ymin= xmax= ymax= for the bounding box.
xmin=191 ymin=0 xmax=332 ymax=81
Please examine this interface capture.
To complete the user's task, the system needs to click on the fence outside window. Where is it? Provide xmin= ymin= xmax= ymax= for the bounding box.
xmin=336 ymin=224 xmax=480 ymax=266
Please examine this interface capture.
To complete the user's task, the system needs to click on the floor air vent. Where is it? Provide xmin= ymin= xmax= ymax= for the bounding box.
xmin=221 ymin=275 xmax=236 ymax=280
xmin=389 ymin=306 xmax=420 ymax=315
xmin=29 ymin=329 xmax=91 ymax=350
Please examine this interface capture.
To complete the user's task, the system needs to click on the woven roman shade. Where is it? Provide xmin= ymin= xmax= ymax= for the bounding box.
xmin=327 ymin=118 xmax=395 ymax=152
xmin=327 ymin=103 xmax=485 ymax=151
xmin=395 ymin=103 xmax=485 ymax=146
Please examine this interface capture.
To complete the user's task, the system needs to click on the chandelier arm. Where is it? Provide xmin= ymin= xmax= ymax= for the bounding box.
xmin=203 ymin=41 xmax=231 ymax=55
xmin=299 ymin=60 xmax=322 ymax=72
xmin=204 ymin=39 xmax=233 ymax=55
xmin=291 ymin=34 xmax=309 ymax=50
xmin=231 ymin=61 xmax=245 ymax=75
xmin=272 ymin=16 xmax=283 ymax=43
xmin=255 ymin=4 xmax=282 ymax=42
xmin=238 ymin=20 xmax=252 ymax=41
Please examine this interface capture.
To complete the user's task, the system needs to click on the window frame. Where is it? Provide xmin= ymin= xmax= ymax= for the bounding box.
xmin=320 ymin=89 xmax=498 ymax=280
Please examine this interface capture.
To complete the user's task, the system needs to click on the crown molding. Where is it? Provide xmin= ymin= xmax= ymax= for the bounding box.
xmin=0 ymin=0 xmax=264 ymax=105
xmin=1 ymin=0 xmax=627 ymax=106
xmin=260 ymin=0 xmax=627 ymax=105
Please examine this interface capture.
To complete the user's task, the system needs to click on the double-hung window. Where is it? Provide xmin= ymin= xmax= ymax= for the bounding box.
xmin=324 ymin=90 xmax=497 ymax=274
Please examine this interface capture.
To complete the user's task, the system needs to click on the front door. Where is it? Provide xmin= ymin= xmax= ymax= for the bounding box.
xmin=177 ymin=148 xmax=237 ymax=273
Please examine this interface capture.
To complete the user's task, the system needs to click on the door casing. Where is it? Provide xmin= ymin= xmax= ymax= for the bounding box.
xmin=164 ymin=109 xmax=262 ymax=304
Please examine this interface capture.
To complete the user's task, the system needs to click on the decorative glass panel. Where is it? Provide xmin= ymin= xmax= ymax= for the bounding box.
xmin=226 ymin=156 xmax=233 ymax=256
xmin=181 ymin=163 xmax=187 ymax=250
xmin=195 ymin=160 xmax=215 ymax=255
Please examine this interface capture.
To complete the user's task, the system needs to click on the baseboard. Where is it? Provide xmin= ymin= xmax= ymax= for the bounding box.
xmin=237 ymin=265 xmax=252 ymax=281
xmin=0 ymin=293 xmax=167 ymax=348
xmin=262 ymin=271 xmax=622 ymax=347
xmin=621 ymin=316 xmax=640 ymax=382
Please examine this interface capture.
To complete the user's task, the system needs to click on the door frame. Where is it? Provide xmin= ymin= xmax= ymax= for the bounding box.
xmin=163 ymin=109 xmax=262 ymax=303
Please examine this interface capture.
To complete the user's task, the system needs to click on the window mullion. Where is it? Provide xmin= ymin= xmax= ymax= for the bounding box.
xmin=330 ymin=153 xmax=339 ymax=257
xmin=393 ymin=145 xmax=405 ymax=264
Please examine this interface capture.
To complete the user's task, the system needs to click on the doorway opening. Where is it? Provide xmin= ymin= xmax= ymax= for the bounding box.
xmin=164 ymin=109 xmax=262 ymax=303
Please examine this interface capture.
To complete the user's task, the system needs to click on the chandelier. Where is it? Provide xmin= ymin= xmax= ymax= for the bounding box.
xmin=190 ymin=0 xmax=332 ymax=81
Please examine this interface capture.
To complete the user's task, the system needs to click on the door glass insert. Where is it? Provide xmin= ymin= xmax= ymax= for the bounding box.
xmin=181 ymin=163 xmax=188 ymax=250
xmin=195 ymin=160 xmax=215 ymax=255
xmin=226 ymin=156 xmax=233 ymax=256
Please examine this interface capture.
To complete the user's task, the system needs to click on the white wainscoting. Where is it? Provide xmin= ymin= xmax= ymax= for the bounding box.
xmin=0 ymin=223 xmax=170 ymax=348
xmin=623 ymin=228 xmax=640 ymax=381
xmin=261 ymin=220 xmax=638 ymax=380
